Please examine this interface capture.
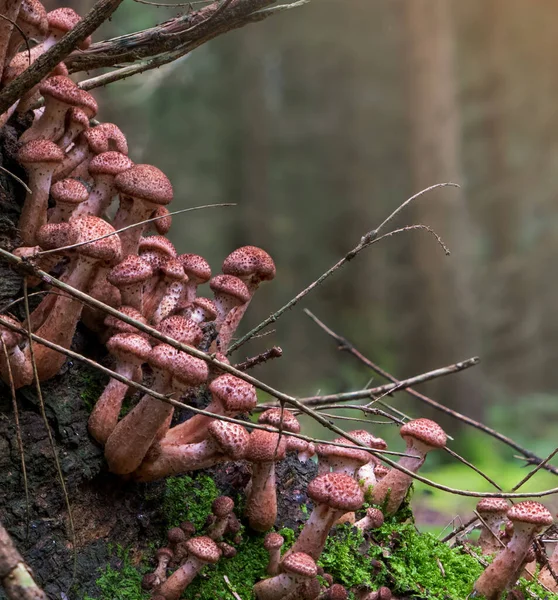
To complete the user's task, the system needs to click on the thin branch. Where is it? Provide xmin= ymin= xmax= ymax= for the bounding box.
xmin=511 ymin=446 xmax=558 ymax=492
xmin=234 ymin=346 xmax=283 ymax=371
xmin=305 ymin=308 xmax=558 ymax=477
xmin=227 ymin=183 xmax=458 ymax=354
xmin=0 ymin=166 xmax=32 ymax=194
xmin=0 ymin=0 xmax=125 ymax=115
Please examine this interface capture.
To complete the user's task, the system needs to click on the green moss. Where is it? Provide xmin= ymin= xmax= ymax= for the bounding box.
xmin=163 ymin=473 xmax=220 ymax=529
xmin=515 ymin=575 xmax=558 ymax=599
xmin=79 ymin=370 xmax=105 ymax=411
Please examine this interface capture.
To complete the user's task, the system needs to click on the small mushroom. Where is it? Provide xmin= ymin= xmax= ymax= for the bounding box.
xmin=264 ymin=532 xmax=284 ymax=575
xmin=476 ymin=498 xmax=509 ymax=555
xmin=48 ymin=178 xmax=88 ymax=223
xmin=354 ymin=507 xmax=384 ymax=532
xmin=253 ymin=552 xmax=317 ymax=600
xmin=207 ymin=496 xmax=235 ymax=540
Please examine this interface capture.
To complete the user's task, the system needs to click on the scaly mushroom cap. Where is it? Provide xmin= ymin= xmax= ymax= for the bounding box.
xmin=307 ymin=472 xmax=364 ymax=512
xmin=71 ymin=216 xmax=122 ymax=265
xmin=208 ymin=374 xmax=258 ymax=413
xmin=36 ymin=221 xmax=78 ymax=250
xmin=212 ymin=496 xmax=234 ymax=518
xmin=47 ymin=8 xmax=91 ymax=49
xmin=89 ymin=151 xmax=133 ymax=177
xmin=39 ymin=76 xmax=97 ymax=116
xmin=281 ymin=552 xmax=317 ymax=578
xmin=115 ymin=164 xmax=173 ymax=206
xmin=161 ymin=258 xmax=186 ymax=281
xmin=50 ymin=178 xmax=88 ymax=207
xmin=245 ymin=429 xmax=287 ymax=463
xmin=64 ymin=107 xmax=89 ymax=132
xmin=170 ymin=351 xmax=209 ymax=387
xmin=326 ymin=584 xmax=349 ymax=600
xmin=258 ymin=408 xmax=300 ymax=433
xmin=191 ymin=297 xmax=217 ymax=322
xmin=507 ymin=502 xmax=553 ymax=529
xmin=17 ymin=0 xmax=48 ymax=35
xmin=363 ymin=507 xmax=385 ymax=528
xmin=264 ymin=532 xmax=284 ymax=551
xmin=84 ymin=123 xmax=128 ymax=155
xmin=477 ymin=498 xmax=509 ymax=515
xmin=107 ymin=255 xmax=153 ymax=287
xmin=157 ymin=316 xmax=203 ymax=347
xmin=222 ymin=246 xmax=276 ymax=284
xmin=374 ymin=464 xmax=390 ymax=479
xmin=209 ymin=275 xmax=251 ymax=304
xmin=104 ymin=306 xmax=149 ymax=336
xmin=185 ymin=536 xmax=221 ymax=564
xmin=207 ymin=420 xmax=250 ymax=459
xmin=106 ymin=333 xmax=151 ymax=365
xmin=152 ymin=206 xmax=172 ymax=234
xmin=399 ymin=418 xmax=447 ymax=449
xmin=347 ymin=429 xmax=387 ymax=450
xmin=18 ymin=138 xmax=64 ymax=166
xmin=315 ymin=438 xmax=370 ymax=468
xmin=139 ymin=235 xmax=177 ymax=268
xmin=178 ymin=253 xmax=212 ymax=284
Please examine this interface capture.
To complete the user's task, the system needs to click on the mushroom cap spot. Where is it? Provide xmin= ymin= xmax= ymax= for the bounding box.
xmin=47 ymin=8 xmax=91 ymax=48
xmin=71 ymin=216 xmax=122 ymax=264
xmin=84 ymin=123 xmax=128 ymax=155
xmin=148 ymin=344 xmax=179 ymax=373
xmin=347 ymin=429 xmax=387 ymax=450
xmin=36 ymin=221 xmax=78 ymax=250
xmin=399 ymin=418 xmax=447 ymax=449
xmin=107 ymin=255 xmax=153 ymax=286
xmin=65 ymin=107 xmax=89 ymax=128
xmin=156 ymin=547 xmax=174 ymax=560
xmin=139 ymin=236 xmax=177 ymax=260
xmin=208 ymin=374 xmax=257 ymax=413
xmin=476 ymin=498 xmax=509 ymax=515
xmin=315 ymin=438 xmax=370 ymax=466
xmin=152 ymin=206 xmax=172 ymax=234
xmin=157 ymin=316 xmax=203 ymax=347
xmin=18 ymin=139 xmax=64 ymax=164
xmin=307 ymin=472 xmax=364 ymax=511
xmin=281 ymin=552 xmax=317 ymax=578
xmin=207 ymin=421 xmax=250 ymax=459
xmin=115 ymin=164 xmax=173 ymax=205
xmin=263 ymin=532 xmax=284 ymax=550
xmin=104 ymin=306 xmax=148 ymax=334
xmin=192 ymin=297 xmax=217 ymax=321
xmin=365 ymin=507 xmax=385 ymax=529
xmin=161 ymin=258 xmax=186 ymax=281
xmin=89 ymin=151 xmax=133 ymax=176
xmin=18 ymin=0 xmax=47 ymax=30
xmin=0 ymin=315 xmax=23 ymax=347
xmin=50 ymin=178 xmax=88 ymax=205
xmin=222 ymin=246 xmax=276 ymax=282
xmin=74 ymin=89 xmax=97 ymax=118
xmin=177 ymin=253 xmax=211 ymax=283
xmin=245 ymin=429 xmax=287 ymax=463
xmin=212 ymin=496 xmax=234 ymax=517
xmin=209 ymin=275 xmax=250 ymax=304
xmin=106 ymin=333 xmax=151 ymax=364
xmin=258 ymin=408 xmax=300 ymax=433
xmin=508 ymin=501 xmax=553 ymax=527
xmin=171 ymin=352 xmax=208 ymax=386
xmin=39 ymin=75 xmax=82 ymax=106
xmin=185 ymin=536 xmax=221 ymax=563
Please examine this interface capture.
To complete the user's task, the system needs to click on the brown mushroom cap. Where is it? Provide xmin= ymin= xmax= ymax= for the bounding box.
xmin=208 ymin=374 xmax=257 ymax=413
xmin=347 ymin=429 xmax=387 ymax=450
xmin=364 ymin=507 xmax=385 ymax=529
xmin=315 ymin=437 xmax=370 ymax=466
xmin=245 ymin=429 xmax=287 ymax=463
xmin=258 ymin=408 xmax=300 ymax=433
xmin=156 ymin=547 xmax=174 ymax=561
xmin=115 ymin=164 xmax=173 ymax=206
xmin=185 ymin=536 xmax=221 ymax=564
xmin=71 ymin=216 xmax=122 ymax=265
xmin=152 ymin=206 xmax=172 ymax=234
xmin=212 ymin=496 xmax=234 ymax=518
xmin=222 ymin=246 xmax=276 ymax=283
xmin=89 ymin=151 xmax=133 ymax=176
xmin=139 ymin=235 xmax=177 ymax=267
xmin=281 ymin=552 xmax=317 ymax=578
xmin=84 ymin=123 xmax=128 ymax=155
xmin=177 ymin=253 xmax=211 ymax=284
xmin=477 ymin=498 xmax=509 ymax=515
xmin=209 ymin=275 xmax=251 ymax=305
xmin=161 ymin=258 xmax=186 ymax=281
xmin=39 ymin=76 xmax=85 ymax=110
xmin=264 ymin=532 xmax=284 ymax=550
xmin=65 ymin=107 xmax=89 ymax=131
xmin=104 ymin=306 xmax=149 ymax=335
xmin=399 ymin=418 xmax=447 ymax=449
xmin=507 ymin=501 xmax=553 ymax=527
xmin=157 ymin=316 xmax=203 ymax=347
xmin=207 ymin=420 xmax=250 ymax=459
xmin=18 ymin=138 xmax=64 ymax=165
xmin=0 ymin=315 xmax=24 ymax=348
xmin=50 ymin=178 xmax=88 ymax=206
xmin=106 ymin=333 xmax=151 ymax=365
xmin=18 ymin=0 xmax=48 ymax=33
xmin=36 ymin=221 xmax=78 ymax=250
xmin=107 ymin=255 xmax=153 ymax=287
xmin=307 ymin=472 xmax=364 ymax=512
xmin=191 ymin=297 xmax=217 ymax=321
xmin=170 ymin=351 xmax=209 ymax=387
xmin=47 ymin=8 xmax=91 ymax=49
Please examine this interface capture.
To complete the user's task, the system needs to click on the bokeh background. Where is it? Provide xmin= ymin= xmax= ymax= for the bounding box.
xmin=45 ymin=0 xmax=558 ymax=527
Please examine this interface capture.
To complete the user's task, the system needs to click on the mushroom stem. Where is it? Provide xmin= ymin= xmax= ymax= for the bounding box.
xmin=0 ymin=0 xmax=23 ymax=75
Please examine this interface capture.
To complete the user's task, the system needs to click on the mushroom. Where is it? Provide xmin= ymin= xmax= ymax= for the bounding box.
xmin=209 ymin=274 xmax=251 ymax=345
xmin=155 ymin=315 xmax=203 ymax=347
xmin=150 ymin=547 xmax=173 ymax=587
xmin=350 ymin=429 xmax=388 ymax=493
xmin=476 ymin=498 xmax=509 ymax=555
xmin=156 ymin=536 xmax=221 ymax=600
xmin=151 ymin=258 xmax=187 ymax=324
xmin=106 ymin=255 xmax=153 ymax=313
xmin=162 ymin=373 xmax=257 ymax=446
xmin=286 ymin=472 xmax=364 ymax=560
xmin=41 ymin=7 xmax=91 ymax=52
xmin=149 ymin=205 xmax=172 ymax=235
xmin=104 ymin=344 xmax=208 ymax=475
xmin=258 ymin=408 xmax=300 ymax=436
xmin=0 ymin=315 xmax=33 ymax=389
xmin=112 ymin=164 xmax=174 ymax=256
xmin=264 ymin=532 xmax=284 ymax=575
xmin=104 ymin=306 xmax=149 ymax=340
xmin=253 ymin=552 xmax=317 ymax=600
xmin=317 ymin=584 xmax=349 ymax=600
xmin=371 ymin=418 xmax=447 ymax=515
xmin=178 ymin=297 xmax=217 ymax=325
xmin=87 ymin=333 xmax=151 ymax=445
xmin=177 ymin=253 xmax=212 ymax=304
xmin=17 ymin=139 xmax=64 ymax=245
xmin=206 ymin=496 xmax=235 ymax=540
xmin=139 ymin=235 xmax=177 ymax=309
xmin=4 ymin=0 xmax=47 ymax=65
xmin=473 ymin=501 xmax=553 ymax=600
xmin=56 ymin=107 xmax=89 ymax=150
xmin=315 ymin=437 xmax=370 ymax=477
xmin=286 ymin=437 xmax=315 ymax=463
xmin=536 ymin=542 xmax=558 ymax=592
xmin=354 ymin=507 xmax=384 ymax=532
xmin=245 ymin=429 xmax=287 ymax=532
xmin=48 ymin=178 xmax=89 ymax=223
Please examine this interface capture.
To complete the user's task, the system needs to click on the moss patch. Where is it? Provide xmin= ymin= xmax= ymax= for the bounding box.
xmin=162 ymin=473 xmax=220 ymax=529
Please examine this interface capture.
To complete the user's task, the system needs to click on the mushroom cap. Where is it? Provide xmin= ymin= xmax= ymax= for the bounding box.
xmin=138 ymin=236 xmax=177 ymax=266
xmin=244 ymin=429 xmax=287 ymax=463
xmin=65 ymin=107 xmax=89 ymax=130
xmin=18 ymin=0 xmax=48 ymax=33
xmin=115 ymin=164 xmax=173 ymax=206
xmin=73 ymin=89 xmax=98 ymax=118
xmin=18 ymin=139 xmax=64 ymax=165
xmin=177 ymin=253 xmax=211 ymax=284
xmin=191 ymin=297 xmax=217 ymax=321
xmin=47 ymin=8 xmax=91 ymax=49
xmin=207 ymin=420 xmax=250 ymax=460
xmin=39 ymin=76 xmax=82 ymax=108
xmin=364 ymin=507 xmax=385 ymax=529
xmin=399 ymin=418 xmax=447 ymax=449
xmin=161 ymin=258 xmax=186 ymax=281
xmin=152 ymin=206 xmax=172 ymax=235
xmin=170 ymin=351 xmax=209 ymax=387
xmin=208 ymin=374 xmax=257 ymax=413
xmin=107 ymin=255 xmax=153 ymax=286
xmin=315 ymin=438 xmax=370 ymax=467
xmin=307 ymin=472 xmax=364 ymax=512
xmin=50 ymin=178 xmax=88 ymax=206
xmin=83 ymin=123 xmax=128 ymax=155
xmin=157 ymin=316 xmax=203 ymax=347
xmin=185 ymin=536 xmax=221 ymax=564
xmin=71 ymin=216 xmax=122 ymax=265
xmin=212 ymin=496 xmax=234 ymax=518
xmin=106 ymin=333 xmax=151 ymax=364
xmin=217 ymin=542 xmax=237 ymax=559
xmin=156 ymin=547 xmax=174 ymax=561
xmin=89 ymin=151 xmax=133 ymax=177
xmin=281 ymin=552 xmax=317 ymax=578
xmin=507 ymin=501 xmax=553 ymax=528
xmin=347 ymin=429 xmax=387 ymax=450
xmin=287 ymin=437 xmax=312 ymax=454
xmin=148 ymin=344 xmax=179 ymax=374
xmin=209 ymin=275 xmax=251 ymax=304
xmin=36 ymin=221 xmax=78 ymax=250
xmin=222 ymin=246 xmax=276 ymax=283
xmin=263 ymin=532 xmax=284 ymax=550
xmin=258 ymin=408 xmax=300 ymax=433
xmin=104 ymin=306 xmax=148 ymax=335
xmin=0 ymin=315 xmax=23 ymax=348
xmin=167 ymin=527 xmax=186 ymax=545
xmin=327 ymin=584 xmax=349 ymax=600
xmin=476 ymin=498 xmax=509 ymax=515
xmin=374 ymin=464 xmax=389 ymax=479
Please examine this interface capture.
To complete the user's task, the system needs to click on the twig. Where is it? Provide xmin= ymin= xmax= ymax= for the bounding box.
xmin=305 ymin=309 xmax=558 ymax=477
xmin=511 ymin=446 xmax=558 ymax=492
xmin=0 ymin=166 xmax=32 ymax=194
xmin=0 ymin=0 xmax=125 ymax=115
xmin=223 ymin=575 xmax=242 ymax=600
xmin=227 ymin=183 xmax=458 ymax=354
xmin=234 ymin=346 xmax=283 ymax=371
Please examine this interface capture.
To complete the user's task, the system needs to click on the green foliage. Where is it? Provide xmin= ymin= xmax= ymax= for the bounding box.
xmin=162 ymin=473 xmax=220 ymax=529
